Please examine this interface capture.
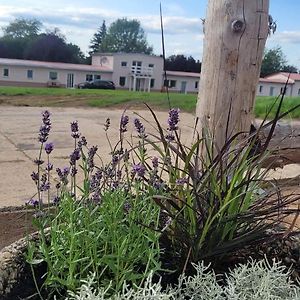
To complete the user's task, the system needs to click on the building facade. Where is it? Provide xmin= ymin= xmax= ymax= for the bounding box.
xmin=1 ymin=54 xmax=299 ymax=97
xmin=257 ymin=73 xmax=300 ymax=97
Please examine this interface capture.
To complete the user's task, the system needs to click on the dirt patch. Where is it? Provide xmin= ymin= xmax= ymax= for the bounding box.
xmin=0 ymin=95 xmax=97 ymax=107
xmin=0 ymin=208 xmax=35 ymax=250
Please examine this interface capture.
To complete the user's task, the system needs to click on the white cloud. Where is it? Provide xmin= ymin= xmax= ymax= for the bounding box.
xmin=269 ymin=31 xmax=300 ymax=44
xmin=0 ymin=4 xmax=203 ymax=57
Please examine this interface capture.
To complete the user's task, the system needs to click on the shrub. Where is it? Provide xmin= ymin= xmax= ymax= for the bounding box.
xmin=67 ymin=258 xmax=300 ymax=300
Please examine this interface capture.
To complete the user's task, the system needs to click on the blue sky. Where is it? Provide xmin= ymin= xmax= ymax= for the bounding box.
xmin=0 ymin=1 xmax=299 ymax=68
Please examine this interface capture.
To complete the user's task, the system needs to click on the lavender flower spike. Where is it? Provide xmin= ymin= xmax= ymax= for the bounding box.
xmin=70 ymin=148 xmax=81 ymax=165
xmin=45 ymin=142 xmax=54 ymax=154
xmin=120 ymin=115 xmax=129 ymax=133
xmin=70 ymin=120 xmax=80 ymax=139
xmin=38 ymin=110 xmax=51 ymax=143
xmin=168 ymin=108 xmax=180 ymax=131
xmin=132 ymin=163 xmax=146 ymax=177
xmin=134 ymin=118 xmax=146 ymax=138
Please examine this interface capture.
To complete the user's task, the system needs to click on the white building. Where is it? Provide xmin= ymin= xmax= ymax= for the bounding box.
xmin=257 ymin=72 xmax=300 ymax=97
xmin=1 ymin=53 xmax=299 ymax=96
xmin=0 ymin=53 xmax=164 ymax=91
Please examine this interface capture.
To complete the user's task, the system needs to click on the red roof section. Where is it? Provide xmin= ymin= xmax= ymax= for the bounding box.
xmin=278 ymin=72 xmax=300 ymax=81
xmin=0 ymin=58 xmax=113 ymax=72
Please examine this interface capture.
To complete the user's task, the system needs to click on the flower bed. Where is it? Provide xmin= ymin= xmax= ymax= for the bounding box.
xmin=1 ymin=96 xmax=300 ymax=299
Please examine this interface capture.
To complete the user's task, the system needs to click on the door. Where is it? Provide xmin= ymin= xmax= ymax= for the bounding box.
xmin=180 ymin=81 xmax=187 ymax=94
xmin=67 ymin=73 xmax=74 ymax=88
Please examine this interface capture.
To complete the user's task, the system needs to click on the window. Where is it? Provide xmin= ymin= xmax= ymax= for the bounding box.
xmin=195 ymin=81 xmax=199 ymax=89
xmin=150 ymin=78 xmax=155 ymax=88
xmin=259 ymin=85 xmax=263 ymax=93
xmin=119 ymin=76 xmax=126 ymax=86
xmin=164 ymin=79 xmax=176 ymax=88
xmin=269 ymin=86 xmax=274 ymax=96
xmin=121 ymin=61 xmax=127 ymax=67
xmin=94 ymin=75 xmax=101 ymax=80
xmin=49 ymin=71 xmax=58 ymax=80
xmin=3 ymin=68 xmax=9 ymax=77
xmin=27 ymin=70 xmax=33 ymax=79
xmin=148 ymin=63 xmax=154 ymax=68
xmin=132 ymin=61 xmax=142 ymax=67
xmin=86 ymin=74 xmax=93 ymax=82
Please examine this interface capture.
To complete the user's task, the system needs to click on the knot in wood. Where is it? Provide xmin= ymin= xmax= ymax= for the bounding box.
xmin=231 ymin=19 xmax=245 ymax=32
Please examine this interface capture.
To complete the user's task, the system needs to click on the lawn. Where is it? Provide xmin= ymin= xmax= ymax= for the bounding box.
xmin=0 ymin=86 xmax=299 ymax=118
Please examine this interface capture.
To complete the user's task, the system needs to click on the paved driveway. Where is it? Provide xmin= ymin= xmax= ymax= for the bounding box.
xmin=0 ymin=106 xmax=195 ymax=207
xmin=0 ymin=106 xmax=299 ymax=208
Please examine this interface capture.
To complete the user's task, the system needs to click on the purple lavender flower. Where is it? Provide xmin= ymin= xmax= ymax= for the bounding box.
xmin=56 ymin=167 xmax=69 ymax=184
xmin=78 ymin=136 xmax=87 ymax=149
xmin=134 ymin=118 xmax=146 ymax=138
xmin=40 ymin=181 xmax=50 ymax=191
xmin=70 ymin=121 xmax=80 ymax=139
xmin=42 ymin=111 xmax=51 ymax=125
xmin=87 ymin=146 xmax=98 ymax=170
xmin=165 ymin=133 xmax=175 ymax=142
xmin=45 ymin=142 xmax=54 ymax=154
xmin=168 ymin=108 xmax=180 ymax=131
xmin=132 ymin=163 xmax=146 ymax=177
xmin=104 ymin=118 xmax=110 ymax=131
xmin=70 ymin=166 xmax=77 ymax=177
xmin=53 ymin=196 xmax=60 ymax=205
xmin=46 ymin=163 xmax=53 ymax=171
xmin=55 ymin=182 xmax=61 ymax=190
xmin=116 ymin=170 xmax=122 ymax=180
xmin=38 ymin=125 xmax=51 ymax=143
xmin=70 ymin=148 xmax=81 ymax=165
xmin=63 ymin=167 xmax=69 ymax=176
xmin=120 ymin=115 xmax=129 ymax=133
xmin=34 ymin=158 xmax=44 ymax=165
xmin=112 ymin=154 xmax=119 ymax=166
xmin=26 ymin=198 xmax=39 ymax=207
xmin=176 ymin=177 xmax=188 ymax=186
xmin=38 ymin=110 xmax=51 ymax=143
xmin=152 ymin=157 xmax=159 ymax=169
xmin=31 ymin=171 xmax=39 ymax=182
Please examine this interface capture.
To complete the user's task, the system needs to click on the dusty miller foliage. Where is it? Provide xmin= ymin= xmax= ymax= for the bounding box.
xmin=67 ymin=258 xmax=300 ymax=300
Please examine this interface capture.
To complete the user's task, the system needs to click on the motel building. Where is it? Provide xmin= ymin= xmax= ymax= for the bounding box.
xmin=0 ymin=53 xmax=299 ymax=97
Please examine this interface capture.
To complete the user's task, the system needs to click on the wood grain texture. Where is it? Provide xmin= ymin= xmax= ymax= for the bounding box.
xmin=196 ymin=0 xmax=269 ymax=150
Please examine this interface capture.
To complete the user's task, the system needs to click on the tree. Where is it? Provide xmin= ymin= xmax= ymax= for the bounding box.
xmin=260 ymin=47 xmax=287 ymax=77
xmin=24 ymin=30 xmax=84 ymax=63
xmin=0 ymin=19 xmax=86 ymax=63
xmin=0 ymin=18 xmax=42 ymax=59
xmin=89 ymin=21 xmax=107 ymax=54
xmin=166 ymin=54 xmax=201 ymax=73
xmin=281 ymin=65 xmax=299 ymax=74
xmin=2 ymin=18 xmax=42 ymax=39
xmin=101 ymin=18 xmax=153 ymax=54
xmin=196 ymin=0 xmax=269 ymax=150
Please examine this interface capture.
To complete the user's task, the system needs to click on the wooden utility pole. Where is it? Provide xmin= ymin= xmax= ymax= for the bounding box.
xmin=196 ymin=0 xmax=270 ymax=150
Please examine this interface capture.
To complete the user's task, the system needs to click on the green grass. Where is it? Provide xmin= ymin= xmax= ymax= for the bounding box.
xmin=0 ymin=86 xmax=299 ymax=118
xmin=255 ymin=96 xmax=300 ymax=119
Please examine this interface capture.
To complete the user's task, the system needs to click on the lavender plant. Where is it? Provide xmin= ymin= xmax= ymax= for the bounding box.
xmin=26 ymin=94 xmax=300 ymax=298
xmin=26 ymin=111 xmax=163 ymax=299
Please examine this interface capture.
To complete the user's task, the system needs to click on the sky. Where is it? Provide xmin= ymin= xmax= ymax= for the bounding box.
xmin=0 ymin=0 xmax=299 ymax=69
